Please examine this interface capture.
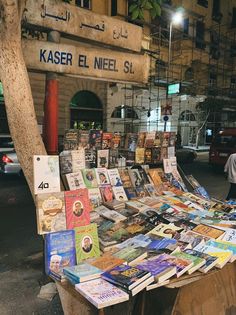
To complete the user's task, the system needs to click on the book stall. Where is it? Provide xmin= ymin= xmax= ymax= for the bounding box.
xmin=34 ymin=129 xmax=236 ymax=315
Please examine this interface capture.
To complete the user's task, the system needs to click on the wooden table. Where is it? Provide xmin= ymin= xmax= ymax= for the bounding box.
xmin=56 ymin=262 xmax=236 ymax=315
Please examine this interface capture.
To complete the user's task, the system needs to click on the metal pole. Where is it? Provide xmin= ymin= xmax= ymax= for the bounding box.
xmin=164 ymin=21 xmax=172 ymax=132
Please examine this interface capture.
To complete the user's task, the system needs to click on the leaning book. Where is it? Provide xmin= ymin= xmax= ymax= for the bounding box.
xmin=75 ymin=278 xmax=129 ymax=309
xmin=45 ymin=230 xmax=76 ymax=282
xmin=36 ymin=191 xmax=66 ymax=235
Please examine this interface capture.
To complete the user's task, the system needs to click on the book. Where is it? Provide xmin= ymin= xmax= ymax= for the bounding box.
xmin=89 ymin=129 xmax=102 ymax=150
xmin=176 ymin=230 xmax=208 ymax=248
xmin=221 ymin=229 xmax=236 ymax=243
xmin=151 ymin=147 xmax=161 ymax=164
xmin=135 ymin=255 xmax=177 ymax=283
xmin=135 ymin=148 xmax=145 ymax=164
xmin=71 ymin=148 xmax=85 ymax=171
xmin=125 ymin=133 xmax=138 ymax=152
xmin=99 ymin=184 xmax=114 ymax=203
xmin=85 ymin=149 xmax=97 ymax=168
xmin=99 ymin=209 xmax=127 ymax=223
xmin=102 ymin=132 xmax=113 ymax=149
xmin=111 ymin=132 xmax=121 ymax=149
xmin=147 ymin=223 xmax=182 ymax=239
xmin=97 ymin=150 xmax=109 ymax=168
xmin=112 ymin=186 xmax=128 ymax=202
xmin=107 ymin=168 xmax=123 ymax=187
xmin=128 ymin=168 xmax=144 ymax=188
xmin=75 ymin=278 xmax=129 ymax=309
xmin=33 ymin=155 xmax=60 ymax=194
xmin=101 ymin=264 xmax=151 ymax=291
xmin=171 ymin=251 xmax=206 ymax=275
xmin=82 ymin=169 xmax=98 ymax=188
xmin=145 ymin=131 xmax=156 ymax=148
xmin=74 ymin=223 xmax=100 ymax=262
xmin=138 ymin=168 xmax=150 ymax=185
xmin=88 ymin=188 xmax=102 ymax=210
xmin=154 ymin=131 xmax=162 ymax=147
xmin=125 ymin=200 xmax=150 ymax=212
xmin=162 ymin=132 xmax=170 ymax=147
xmin=144 ymin=184 xmax=158 ymax=197
xmin=126 ymin=151 xmax=135 ymax=166
xmin=118 ymin=168 xmax=132 ymax=188
xmin=65 ymin=189 xmax=91 ymax=229
xmin=63 ymin=129 xmax=79 ymax=150
xmin=206 ymin=239 xmax=236 ymax=262
xmin=36 ymin=192 xmax=66 ymax=234
xmin=90 ymin=255 xmax=125 ymax=272
xmin=78 ymin=130 xmax=89 ymax=149
xmin=63 ymin=262 xmax=102 ymax=283
xmin=137 ymin=132 xmax=146 ymax=148
xmin=124 ymin=187 xmax=137 ymax=200
xmin=95 ymin=168 xmax=110 ymax=185
xmin=113 ymin=246 xmax=148 ymax=266
xmin=192 ymin=224 xmax=225 ymax=239
xmin=148 ymin=169 xmax=163 ymax=186
xmin=144 ymin=148 xmax=152 ymax=164
xmin=135 ymin=186 xmax=148 ymax=198
xmin=184 ymin=248 xmax=219 ymax=273
xmin=65 ymin=171 xmax=86 ymax=190
xmin=59 ymin=152 xmax=73 ymax=175
xmin=109 ymin=149 xmax=119 ymax=168
xmin=45 ymin=230 xmax=76 ymax=281
xmin=194 ymin=243 xmax=233 ymax=268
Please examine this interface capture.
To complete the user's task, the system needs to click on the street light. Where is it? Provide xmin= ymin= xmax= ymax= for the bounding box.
xmin=164 ymin=11 xmax=183 ymax=131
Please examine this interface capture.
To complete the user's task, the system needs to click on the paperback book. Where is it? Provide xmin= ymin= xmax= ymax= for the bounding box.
xmin=88 ymin=188 xmax=102 ymax=210
xmin=95 ymin=168 xmax=110 ymax=185
xmin=59 ymin=152 xmax=73 ymax=175
xmin=102 ymin=132 xmax=113 ymax=149
xmin=63 ymin=262 xmax=102 ymax=283
xmin=85 ymin=149 xmax=97 ymax=168
xmin=184 ymin=249 xmax=219 ymax=273
xmin=90 ymin=255 xmax=125 ymax=272
xmin=97 ymin=150 xmax=109 ymax=168
xmin=78 ymin=130 xmax=89 ymax=149
xmin=89 ymin=130 xmax=102 ymax=150
xmin=71 ymin=148 xmax=86 ymax=172
xmin=112 ymin=186 xmax=128 ymax=202
xmin=107 ymin=168 xmax=123 ymax=187
xmin=118 ymin=168 xmax=132 ymax=188
xmin=82 ymin=169 xmax=98 ymax=188
xmin=65 ymin=171 xmax=86 ymax=190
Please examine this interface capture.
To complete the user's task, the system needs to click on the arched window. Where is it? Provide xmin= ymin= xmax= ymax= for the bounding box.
xmin=70 ymin=90 xmax=103 ymax=130
xmin=179 ymin=110 xmax=196 ymax=121
xmin=111 ymin=106 xmax=139 ymax=119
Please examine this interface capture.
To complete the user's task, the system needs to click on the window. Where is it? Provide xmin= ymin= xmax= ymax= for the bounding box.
xmin=183 ymin=18 xmax=189 ymax=35
xmin=195 ymin=21 xmax=206 ymax=49
xmin=212 ymin=0 xmax=222 ymax=22
xmin=197 ymin=0 xmax=208 ymax=8
xmin=111 ymin=0 xmax=117 ymax=16
xmin=75 ymin=0 xmax=91 ymax=9
xmin=209 ymin=72 xmax=217 ymax=87
xmin=210 ymin=30 xmax=220 ymax=59
xmin=111 ymin=106 xmax=139 ymax=119
xmin=230 ymin=43 xmax=236 ymax=57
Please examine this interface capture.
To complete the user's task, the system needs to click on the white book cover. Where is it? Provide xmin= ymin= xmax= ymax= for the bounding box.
xmin=95 ymin=168 xmax=110 ymax=185
xmin=107 ymin=168 xmax=123 ymax=186
xmin=75 ymin=278 xmax=129 ymax=309
xmin=100 ymin=209 xmax=127 ymax=223
xmin=66 ymin=171 xmax=86 ymax=190
xmin=97 ymin=150 xmax=109 ymax=168
xmin=112 ymin=186 xmax=128 ymax=202
xmin=167 ymin=146 xmax=175 ymax=158
xmin=221 ymin=228 xmax=236 ymax=244
xmin=88 ymin=188 xmax=102 ymax=210
xmin=34 ymin=155 xmax=60 ymax=194
xmin=71 ymin=148 xmax=85 ymax=172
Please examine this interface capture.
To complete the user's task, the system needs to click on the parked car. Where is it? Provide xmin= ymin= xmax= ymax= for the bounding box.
xmin=0 ymin=134 xmax=14 ymax=152
xmin=175 ymin=147 xmax=197 ymax=163
xmin=0 ymin=150 xmax=22 ymax=175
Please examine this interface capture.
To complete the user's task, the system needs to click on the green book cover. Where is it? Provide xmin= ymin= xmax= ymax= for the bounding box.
xmin=74 ymin=223 xmax=100 ymax=262
xmin=82 ymin=169 xmax=98 ymax=188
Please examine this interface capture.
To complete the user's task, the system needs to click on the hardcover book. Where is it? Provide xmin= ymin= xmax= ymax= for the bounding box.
xmin=36 ymin=192 xmax=66 ymax=234
xmin=97 ymin=150 xmax=109 ymax=168
xmin=89 ymin=129 xmax=102 ymax=150
xmin=63 ymin=262 xmax=102 ymax=283
xmin=102 ymin=132 xmax=113 ymax=149
xmin=118 ymin=168 xmax=132 ymax=188
xmin=107 ymin=168 xmax=123 ymax=187
xmin=82 ymin=169 xmax=98 ymax=188
xmin=95 ymin=168 xmax=110 ymax=185
xmin=74 ymin=223 xmax=100 ymax=262
xmin=65 ymin=189 xmax=91 ymax=229
xmin=45 ymin=230 xmax=76 ymax=281
xmin=75 ymin=278 xmax=129 ymax=309
xmin=71 ymin=148 xmax=85 ymax=172
xmin=88 ymin=188 xmax=102 ymax=210
xmin=34 ymin=155 xmax=60 ymax=194
xmin=65 ymin=171 xmax=86 ymax=190
xmin=112 ymin=186 xmax=128 ymax=202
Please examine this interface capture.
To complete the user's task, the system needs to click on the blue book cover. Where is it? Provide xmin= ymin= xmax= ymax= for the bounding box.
xmin=101 ymin=264 xmax=150 ymax=290
xmin=63 ymin=262 xmax=102 ymax=282
xmin=147 ymin=237 xmax=177 ymax=250
xmin=45 ymin=229 xmax=76 ymax=281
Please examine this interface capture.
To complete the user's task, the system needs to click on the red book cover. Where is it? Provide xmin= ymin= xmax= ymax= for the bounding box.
xmin=65 ymin=188 xmax=91 ymax=229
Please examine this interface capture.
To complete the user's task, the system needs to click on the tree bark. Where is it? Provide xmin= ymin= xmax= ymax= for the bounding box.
xmin=0 ymin=0 xmax=46 ymax=197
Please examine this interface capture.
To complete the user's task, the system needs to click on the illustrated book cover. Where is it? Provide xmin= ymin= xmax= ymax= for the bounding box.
xmin=63 ymin=262 xmax=102 ymax=283
xmin=107 ymin=168 xmax=123 ymax=187
xmin=88 ymin=188 xmax=102 ymax=210
xmin=65 ymin=171 xmax=86 ymax=190
xmin=82 ymin=169 xmax=98 ymax=188
xmin=71 ymin=148 xmax=85 ymax=172
xmin=95 ymin=168 xmax=110 ymax=185
xmin=97 ymin=150 xmax=109 ymax=168
xmin=112 ymin=186 xmax=128 ymax=202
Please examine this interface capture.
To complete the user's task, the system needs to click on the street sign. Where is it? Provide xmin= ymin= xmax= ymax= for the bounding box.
xmin=163 ymin=115 xmax=169 ymax=122
xmin=22 ymin=40 xmax=150 ymax=84
xmin=23 ymin=0 xmax=143 ymax=52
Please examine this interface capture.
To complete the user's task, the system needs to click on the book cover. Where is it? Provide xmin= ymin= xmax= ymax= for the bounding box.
xmin=36 ymin=192 xmax=66 ymax=234
xmin=34 ymin=155 xmax=60 ymax=194
xmin=184 ymin=248 xmax=219 ymax=273
xmin=102 ymin=132 xmax=113 ymax=149
xmin=148 ymin=169 xmax=162 ymax=186
xmin=169 ymin=132 xmax=176 ymax=147
xmin=97 ymin=150 xmax=109 ymax=168
xmin=137 ymin=132 xmax=146 ymax=148
xmin=45 ymin=230 xmax=76 ymax=281
xmin=89 ymin=129 xmax=102 ymax=150
xmin=74 ymin=223 xmax=100 ymax=262
xmin=111 ymin=132 xmax=121 ymax=149
xmin=171 ymin=251 xmax=206 ymax=274
xmin=206 ymin=239 xmax=236 ymax=262
xmin=65 ymin=189 xmax=91 ymax=229
xmin=63 ymin=129 xmax=79 ymax=150
xmin=113 ymin=246 xmax=148 ymax=266
xmin=161 ymin=147 xmax=168 ymax=160
xmin=147 ymin=223 xmax=182 ymax=239
xmin=151 ymin=147 xmax=161 ymax=164
xmin=99 ymin=184 xmax=114 ymax=203
xmin=144 ymin=184 xmax=158 ymax=197
xmin=100 ymin=209 xmax=127 ymax=223
xmin=95 ymin=168 xmax=110 ymax=185
xmin=88 ymin=188 xmax=102 ymax=210
xmin=71 ymin=148 xmax=85 ymax=172
xmin=192 ymin=224 xmax=225 ymax=239
xmin=147 ymin=237 xmax=177 ymax=251
xmin=177 ymin=230 xmax=208 ymax=248
xmin=135 ymin=148 xmax=145 ymax=164
xmin=162 ymin=132 xmax=170 ymax=147
xmin=109 ymin=149 xmax=119 ymax=168
xmin=101 ymin=264 xmax=151 ymax=290
xmin=144 ymin=148 xmax=152 ymax=164
xmin=154 ymin=131 xmax=162 ymax=147
xmin=126 ymin=151 xmax=135 ymax=166
xmin=119 ymin=207 xmax=139 ymax=217
xmin=124 ymin=187 xmax=137 ymax=200
xmin=112 ymin=186 xmax=128 ymax=202
xmin=128 ymin=168 xmax=144 ymax=188
xmin=125 ymin=133 xmax=138 ymax=152
xmin=63 ymin=262 xmax=102 ymax=283
xmin=90 ymin=255 xmax=125 ymax=272
xmin=118 ymin=168 xmax=132 ymax=188
xmin=136 ymin=255 xmax=177 ymax=283
xmin=107 ymin=168 xmax=123 ymax=187
xmin=78 ymin=130 xmax=89 ymax=149
xmin=75 ymin=278 xmax=129 ymax=309
xmin=125 ymin=201 xmax=150 ymax=212
xmin=65 ymin=171 xmax=86 ymax=190
xmin=85 ymin=149 xmax=97 ymax=168
xmin=82 ymin=169 xmax=98 ymax=188
xmin=221 ymin=229 xmax=236 ymax=244
xmin=59 ymin=152 xmax=73 ymax=175
xmin=138 ymin=168 xmax=150 ymax=185
xmin=144 ymin=131 xmax=156 ymax=148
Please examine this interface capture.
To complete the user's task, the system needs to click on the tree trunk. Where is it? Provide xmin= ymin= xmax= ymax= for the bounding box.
xmin=0 ymin=0 xmax=46 ymax=197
